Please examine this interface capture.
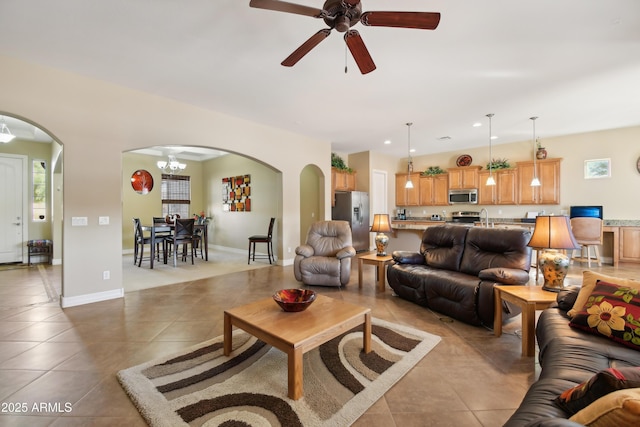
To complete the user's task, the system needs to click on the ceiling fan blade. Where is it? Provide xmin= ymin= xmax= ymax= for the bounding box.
xmin=249 ymin=0 xmax=323 ymax=18
xmin=282 ymin=29 xmax=332 ymax=67
xmin=361 ymin=11 xmax=441 ymax=30
xmin=344 ymin=30 xmax=376 ymax=75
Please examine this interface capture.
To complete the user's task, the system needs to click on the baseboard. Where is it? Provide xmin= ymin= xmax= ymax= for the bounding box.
xmin=61 ymin=288 xmax=124 ymax=308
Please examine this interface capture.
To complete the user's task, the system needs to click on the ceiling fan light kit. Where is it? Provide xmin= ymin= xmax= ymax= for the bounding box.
xmin=250 ymin=0 xmax=440 ymax=74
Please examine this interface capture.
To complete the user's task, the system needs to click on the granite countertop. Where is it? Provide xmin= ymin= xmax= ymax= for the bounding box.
xmin=391 ymin=218 xmax=640 ymax=228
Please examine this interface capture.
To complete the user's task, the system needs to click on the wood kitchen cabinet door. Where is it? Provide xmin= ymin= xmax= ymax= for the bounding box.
xmin=448 ymin=166 xmax=481 ymax=189
xmin=517 ymin=159 xmax=561 ymax=205
xmin=396 ymin=173 xmax=420 ymax=206
xmin=478 ymin=169 xmax=517 ymax=205
xmin=419 ymin=174 xmax=449 ymax=206
xmin=620 ymin=227 xmax=640 ymax=263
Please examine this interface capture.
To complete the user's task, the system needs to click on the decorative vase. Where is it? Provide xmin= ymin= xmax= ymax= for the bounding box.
xmin=536 ymin=148 xmax=547 ymax=160
xmin=538 ymin=250 xmax=570 ymax=292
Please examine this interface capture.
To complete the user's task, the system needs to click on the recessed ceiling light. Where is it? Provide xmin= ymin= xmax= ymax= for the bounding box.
xmin=384 ymin=140 xmax=391 ymax=145
xmin=473 ymin=122 xmax=482 ymax=127
xmin=410 ymin=148 xmax=416 ymax=153
xmin=491 ymin=136 xmax=498 ymax=140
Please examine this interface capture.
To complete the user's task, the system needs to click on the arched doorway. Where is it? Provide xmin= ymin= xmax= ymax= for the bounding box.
xmin=299 ymin=164 xmax=325 ymax=245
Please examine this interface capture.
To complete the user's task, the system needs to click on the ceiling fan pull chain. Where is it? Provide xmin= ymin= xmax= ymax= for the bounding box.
xmin=344 ymin=43 xmax=348 ymax=73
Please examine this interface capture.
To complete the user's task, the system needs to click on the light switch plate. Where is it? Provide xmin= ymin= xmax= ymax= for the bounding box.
xmin=71 ymin=217 xmax=88 ymax=226
xmin=98 ymin=216 xmax=109 ymax=225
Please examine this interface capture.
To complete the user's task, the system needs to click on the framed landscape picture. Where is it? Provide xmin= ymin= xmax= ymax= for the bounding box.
xmin=584 ymin=158 xmax=611 ymax=179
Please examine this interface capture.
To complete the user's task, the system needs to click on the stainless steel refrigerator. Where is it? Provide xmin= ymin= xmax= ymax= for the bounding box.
xmin=332 ymin=191 xmax=370 ymax=252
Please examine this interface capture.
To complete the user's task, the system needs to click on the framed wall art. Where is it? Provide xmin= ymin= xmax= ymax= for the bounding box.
xmin=584 ymin=158 xmax=611 ymax=179
xmin=222 ymin=174 xmax=251 ymax=211
xmin=130 ymin=169 xmax=154 ymax=194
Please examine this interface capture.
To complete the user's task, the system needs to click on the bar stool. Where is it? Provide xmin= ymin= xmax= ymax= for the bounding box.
xmin=570 ymin=217 xmax=603 ymax=267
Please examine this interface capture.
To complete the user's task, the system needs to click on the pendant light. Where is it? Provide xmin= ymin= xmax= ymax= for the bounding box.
xmin=530 ymin=116 xmax=541 ymax=187
xmin=405 ymin=122 xmax=414 ymax=189
xmin=486 ymin=114 xmax=496 ymax=186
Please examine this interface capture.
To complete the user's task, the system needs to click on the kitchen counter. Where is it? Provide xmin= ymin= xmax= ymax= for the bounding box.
xmin=390 ymin=218 xmax=640 ymax=267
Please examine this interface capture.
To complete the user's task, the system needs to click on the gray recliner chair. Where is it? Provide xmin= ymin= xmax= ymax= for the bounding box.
xmin=294 ymin=220 xmax=356 ymax=287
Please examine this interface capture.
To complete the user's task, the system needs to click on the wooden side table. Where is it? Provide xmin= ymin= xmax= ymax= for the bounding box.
xmin=358 ymin=253 xmax=393 ymax=292
xmin=494 ymin=285 xmax=557 ymax=357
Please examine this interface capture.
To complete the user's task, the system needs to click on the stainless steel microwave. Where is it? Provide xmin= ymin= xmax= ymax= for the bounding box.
xmin=448 ymin=189 xmax=478 ymax=204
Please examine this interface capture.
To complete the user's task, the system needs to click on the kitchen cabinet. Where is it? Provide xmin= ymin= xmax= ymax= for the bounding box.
xmin=331 ymin=167 xmax=356 ymax=206
xmin=478 ymin=169 xmax=518 ymax=205
xmin=620 ymin=227 xmax=640 ymax=263
xmin=516 ymin=158 xmax=561 ymax=205
xmin=419 ymin=174 xmax=449 ymax=206
xmin=447 ymin=166 xmax=482 ymax=189
xmin=332 ymin=167 xmax=356 ymax=192
xmin=395 ymin=173 xmax=421 ymax=206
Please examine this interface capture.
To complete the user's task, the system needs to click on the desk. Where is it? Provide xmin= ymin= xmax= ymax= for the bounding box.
xmin=144 ymin=223 xmax=208 ymax=268
xmin=358 ymin=253 xmax=393 ymax=292
xmin=603 ymin=226 xmax=619 ymax=267
xmin=494 ymin=285 xmax=557 ymax=357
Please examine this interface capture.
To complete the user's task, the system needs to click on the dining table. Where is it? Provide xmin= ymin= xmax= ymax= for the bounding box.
xmin=142 ymin=222 xmax=209 ymax=268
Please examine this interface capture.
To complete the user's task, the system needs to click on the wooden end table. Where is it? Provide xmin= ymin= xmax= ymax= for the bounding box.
xmin=358 ymin=253 xmax=394 ymax=292
xmin=494 ymin=285 xmax=557 ymax=357
xmin=223 ymin=294 xmax=371 ymax=400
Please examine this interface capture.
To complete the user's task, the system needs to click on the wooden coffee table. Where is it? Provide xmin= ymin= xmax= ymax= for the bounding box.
xmin=494 ymin=285 xmax=557 ymax=357
xmin=223 ymin=294 xmax=371 ymax=400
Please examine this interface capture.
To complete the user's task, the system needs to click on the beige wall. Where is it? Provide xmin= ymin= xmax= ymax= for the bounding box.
xmin=393 ymin=126 xmax=640 ymax=220
xmin=202 ymin=154 xmax=281 ymax=254
xmin=1 ymin=55 xmax=330 ymax=306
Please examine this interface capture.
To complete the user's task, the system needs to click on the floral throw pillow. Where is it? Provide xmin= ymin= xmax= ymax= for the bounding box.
xmin=569 ymin=280 xmax=640 ymax=351
xmin=555 ymin=367 xmax=640 ymax=415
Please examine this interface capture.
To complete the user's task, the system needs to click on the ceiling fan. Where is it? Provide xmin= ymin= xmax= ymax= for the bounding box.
xmin=249 ymin=0 xmax=441 ymax=74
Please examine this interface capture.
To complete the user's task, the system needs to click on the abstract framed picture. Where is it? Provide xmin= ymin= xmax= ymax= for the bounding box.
xmin=222 ymin=174 xmax=251 ymax=211
xmin=584 ymin=158 xmax=611 ymax=179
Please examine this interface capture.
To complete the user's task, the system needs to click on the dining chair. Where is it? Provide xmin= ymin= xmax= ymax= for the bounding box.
xmin=133 ymin=218 xmax=153 ymax=267
xmin=166 ymin=218 xmax=196 ymax=267
xmin=152 ymin=216 xmax=171 ymax=261
xmin=248 ymin=217 xmax=275 ymax=264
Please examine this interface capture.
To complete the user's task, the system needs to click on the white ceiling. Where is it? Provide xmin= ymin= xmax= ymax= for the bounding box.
xmin=1 ymin=0 xmax=640 ymax=159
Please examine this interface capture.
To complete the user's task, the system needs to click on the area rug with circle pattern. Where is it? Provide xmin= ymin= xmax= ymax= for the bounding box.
xmin=117 ymin=317 xmax=441 ymax=426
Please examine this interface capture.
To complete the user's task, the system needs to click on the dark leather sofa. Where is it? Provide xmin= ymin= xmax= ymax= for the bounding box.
xmin=504 ymin=287 xmax=640 ymax=426
xmin=387 ymin=225 xmax=532 ymax=327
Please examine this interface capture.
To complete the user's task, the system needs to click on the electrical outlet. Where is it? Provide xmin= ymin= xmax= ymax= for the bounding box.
xmin=288 ymin=247 xmax=291 ymax=253
xmin=103 ymin=271 xmax=110 ymax=280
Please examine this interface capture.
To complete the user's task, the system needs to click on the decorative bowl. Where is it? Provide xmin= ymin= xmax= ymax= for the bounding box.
xmin=273 ymin=289 xmax=316 ymax=312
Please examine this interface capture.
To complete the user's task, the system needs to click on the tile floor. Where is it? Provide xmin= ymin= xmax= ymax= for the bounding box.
xmin=1 ymin=257 xmax=639 ymax=426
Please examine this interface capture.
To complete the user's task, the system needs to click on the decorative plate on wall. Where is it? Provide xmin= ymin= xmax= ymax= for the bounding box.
xmin=456 ymin=154 xmax=473 ymax=167
xmin=131 ymin=169 xmax=153 ymax=194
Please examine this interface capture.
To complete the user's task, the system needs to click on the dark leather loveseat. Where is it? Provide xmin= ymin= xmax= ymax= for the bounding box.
xmin=387 ymin=225 xmax=532 ymax=327
xmin=504 ymin=286 xmax=640 ymax=426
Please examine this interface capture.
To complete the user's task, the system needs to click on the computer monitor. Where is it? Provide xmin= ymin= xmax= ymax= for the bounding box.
xmin=569 ymin=205 xmax=603 ymax=219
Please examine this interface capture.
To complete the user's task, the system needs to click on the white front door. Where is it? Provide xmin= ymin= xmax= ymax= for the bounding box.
xmin=0 ymin=155 xmax=26 ymax=263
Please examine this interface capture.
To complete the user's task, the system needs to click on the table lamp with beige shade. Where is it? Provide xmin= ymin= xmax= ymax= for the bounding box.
xmin=527 ymin=215 xmax=580 ymax=292
xmin=370 ymin=214 xmax=393 ymax=256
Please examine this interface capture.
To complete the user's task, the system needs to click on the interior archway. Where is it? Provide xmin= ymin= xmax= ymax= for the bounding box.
xmin=299 ymin=164 xmax=325 ymax=245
